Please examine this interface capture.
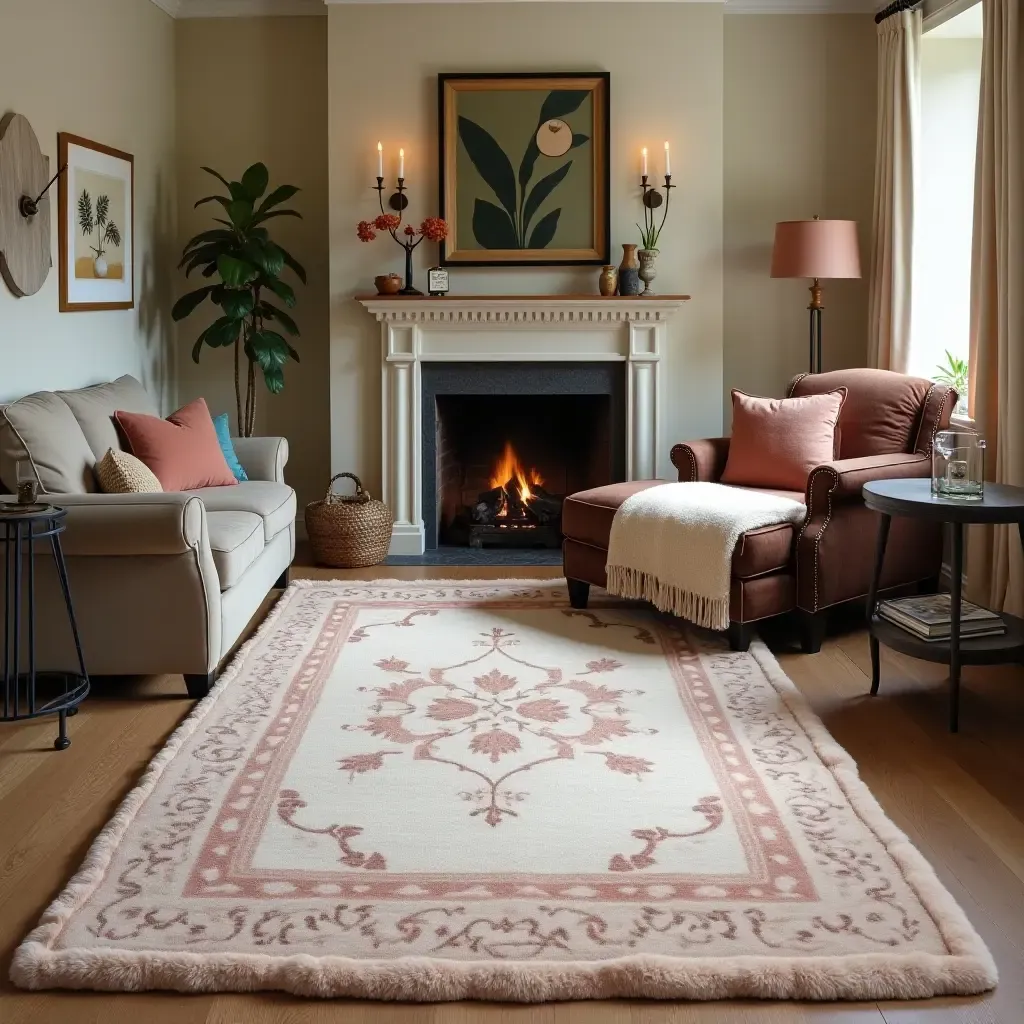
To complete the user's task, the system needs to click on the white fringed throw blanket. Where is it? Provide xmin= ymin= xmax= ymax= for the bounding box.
xmin=606 ymin=482 xmax=807 ymax=630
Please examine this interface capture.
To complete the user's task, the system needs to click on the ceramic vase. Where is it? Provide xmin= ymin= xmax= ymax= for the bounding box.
xmin=93 ymin=256 xmax=108 ymax=279
xmin=598 ymin=265 xmax=618 ymax=297
xmin=638 ymin=249 xmax=659 ymax=295
xmin=617 ymin=244 xmax=641 ymax=296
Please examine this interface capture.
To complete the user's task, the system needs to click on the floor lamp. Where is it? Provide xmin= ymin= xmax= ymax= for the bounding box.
xmin=770 ymin=218 xmax=862 ymax=374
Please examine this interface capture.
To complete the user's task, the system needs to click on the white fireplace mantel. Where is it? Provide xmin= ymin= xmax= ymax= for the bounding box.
xmin=357 ymin=294 xmax=690 ymax=555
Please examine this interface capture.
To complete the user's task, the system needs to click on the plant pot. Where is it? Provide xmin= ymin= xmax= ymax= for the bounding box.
xmin=598 ymin=265 xmax=618 ymax=297
xmin=375 ymin=274 xmax=401 ymax=295
xmin=638 ymin=249 xmax=659 ymax=296
xmin=618 ymin=244 xmax=641 ymax=296
xmin=93 ymin=256 xmax=108 ymax=279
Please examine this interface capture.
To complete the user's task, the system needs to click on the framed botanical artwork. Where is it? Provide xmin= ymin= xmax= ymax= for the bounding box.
xmin=58 ymin=133 xmax=134 ymax=311
xmin=439 ymin=72 xmax=610 ymax=266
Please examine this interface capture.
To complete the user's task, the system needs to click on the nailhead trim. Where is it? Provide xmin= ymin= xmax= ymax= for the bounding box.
xmin=796 ymin=465 xmax=840 ymax=613
xmin=787 ymin=373 xmax=809 ymax=399
xmin=670 ymin=443 xmax=698 ymax=482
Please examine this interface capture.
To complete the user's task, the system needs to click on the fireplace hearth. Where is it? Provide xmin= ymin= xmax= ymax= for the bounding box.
xmin=421 ymin=363 xmax=626 ymax=551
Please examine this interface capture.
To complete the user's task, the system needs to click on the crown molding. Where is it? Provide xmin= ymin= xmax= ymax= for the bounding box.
xmin=725 ymin=0 xmax=877 ymax=11
xmin=161 ymin=0 xmax=325 ymax=17
xmin=148 ymin=0 xmax=182 ymax=15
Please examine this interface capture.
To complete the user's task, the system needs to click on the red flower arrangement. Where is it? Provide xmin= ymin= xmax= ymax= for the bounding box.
xmin=356 ymin=211 xmax=449 ymax=295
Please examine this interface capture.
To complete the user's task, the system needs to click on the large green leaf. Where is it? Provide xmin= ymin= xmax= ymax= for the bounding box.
xmin=180 ymin=242 xmax=229 ymax=274
xmin=538 ymin=90 xmax=589 ymax=124
xmin=570 ymin=133 xmax=589 ymax=150
xmin=257 ymin=184 xmax=299 ymax=215
xmin=472 ymin=199 xmax=519 ymax=249
xmin=251 ymin=208 xmax=301 ymax=227
xmin=261 ymin=363 xmax=285 ymax=394
xmin=171 ymin=285 xmax=216 ymax=321
xmin=458 ymin=116 xmax=517 ymax=222
xmin=522 ymin=161 xmax=572 ymax=237
xmin=220 ymin=289 xmax=255 ymax=320
xmin=205 ymin=316 xmax=242 ymax=348
xmin=263 ymin=277 xmax=296 ymax=307
xmin=276 ymin=244 xmax=307 ymax=284
xmin=217 ymin=254 xmax=258 ymax=288
xmin=200 ymin=166 xmax=232 ymax=191
xmin=518 ymin=138 xmax=541 ymax=192
xmin=227 ymin=199 xmax=253 ymax=229
xmin=260 ymin=302 xmax=299 ymax=335
xmin=528 ymin=207 xmax=561 ymax=249
xmin=249 ymin=329 xmax=290 ymax=369
xmin=195 ymin=194 xmax=232 ymax=212
xmin=182 ymin=228 xmax=235 ymax=253
xmin=241 ymin=162 xmax=270 ymax=200
xmin=244 ymin=239 xmax=284 ymax=278
xmin=228 ymin=181 xmax=249 ymax=202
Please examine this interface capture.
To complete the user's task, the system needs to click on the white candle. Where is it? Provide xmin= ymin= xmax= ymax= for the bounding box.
xmin=664 ymin=141 xmax=671 ymax=176
xmin=399 ymin=147 xmax=405 ymax=179
xmin=641 ymin=147 xmax=648 ymax=178
xmin=376 ymin=141 xmax=383 ymax=179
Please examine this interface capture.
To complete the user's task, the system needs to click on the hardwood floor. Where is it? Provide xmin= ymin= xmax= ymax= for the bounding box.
xmin=2 ymin=563 xmax=1023 ymax=1023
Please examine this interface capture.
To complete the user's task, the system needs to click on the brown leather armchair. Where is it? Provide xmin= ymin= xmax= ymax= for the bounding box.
xmin=561 ymin=368 xmax=958 ymax=653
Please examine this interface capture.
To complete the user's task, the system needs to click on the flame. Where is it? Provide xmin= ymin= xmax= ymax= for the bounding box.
xmin=490 ymin=441 xmax=543 ymax=503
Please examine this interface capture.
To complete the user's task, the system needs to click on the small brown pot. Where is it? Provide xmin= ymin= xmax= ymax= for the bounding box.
xmin=598 ymin=265 xmax=618 ymax=297
xmin=375 ymin=274 xmax=402 ymax=295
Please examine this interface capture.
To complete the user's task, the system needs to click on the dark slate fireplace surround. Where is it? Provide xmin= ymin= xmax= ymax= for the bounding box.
xmin=421 ymin=363 xmax=626 ymax=550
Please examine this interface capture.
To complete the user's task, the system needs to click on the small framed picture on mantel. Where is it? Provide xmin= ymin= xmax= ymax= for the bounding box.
xmin=439 ymin=72 xmax=610 ymax=267
xmin=58 ymin=132 xmax=134 ymax=311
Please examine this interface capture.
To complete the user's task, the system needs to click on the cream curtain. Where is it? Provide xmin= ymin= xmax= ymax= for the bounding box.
xmin=867 ymin=9 xmax=922 ymax=372
xmin=967 ymin=0 xmax=1024 ymax=615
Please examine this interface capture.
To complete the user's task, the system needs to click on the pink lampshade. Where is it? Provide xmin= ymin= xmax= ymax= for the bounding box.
xmin=770 ymin=219 xmax=861 ymax=280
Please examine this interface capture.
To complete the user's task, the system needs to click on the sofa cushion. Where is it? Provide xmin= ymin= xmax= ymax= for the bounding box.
xmin=95 ymin=448 xmax=163 ymax=494
xmin=207 ymin=510 xmax=264 ymax=589
xmin=115 ymin=398 xmax=238 ymax=491
xmin=190 ymin=481 xmax=296 ymax=542
xmin=789 ymin=368 xmax=934 ymax=459
xmin=57 ymin=375 xmax=157 ymax=461
xmin=0 ymin=391 xmax=96 ymax=493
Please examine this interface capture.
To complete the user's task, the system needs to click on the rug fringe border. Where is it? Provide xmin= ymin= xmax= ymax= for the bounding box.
xmin=10 ymin=581 xmax=998 ymax=1002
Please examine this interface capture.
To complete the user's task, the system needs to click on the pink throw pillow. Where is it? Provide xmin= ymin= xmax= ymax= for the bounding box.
xmin=114 ymin=398 xmax=238 ymax=491
xmin=721 ymin=388 xmax=847 ymax=492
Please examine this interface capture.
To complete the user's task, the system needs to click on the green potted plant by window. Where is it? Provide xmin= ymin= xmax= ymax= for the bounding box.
xmin=172 ymin=162 xmax=306 ymax=436
xmin=933 ymin=350 xmax=969 ymax=416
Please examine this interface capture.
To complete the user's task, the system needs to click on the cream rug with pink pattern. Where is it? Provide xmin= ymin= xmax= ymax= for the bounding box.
xmin=13 ymin=580 xmax=996 ymax=1001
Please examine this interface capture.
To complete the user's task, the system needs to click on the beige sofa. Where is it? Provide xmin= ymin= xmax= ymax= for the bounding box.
xmin=0 ymin=375 xmax=295 ymax=697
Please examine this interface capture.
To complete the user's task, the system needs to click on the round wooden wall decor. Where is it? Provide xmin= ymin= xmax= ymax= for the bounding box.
xmin=0 ymin=113 xmax=52 ymax=297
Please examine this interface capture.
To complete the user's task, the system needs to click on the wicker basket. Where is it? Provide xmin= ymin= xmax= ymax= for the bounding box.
xmin=305 ymin=473 xmax=393 ymax=568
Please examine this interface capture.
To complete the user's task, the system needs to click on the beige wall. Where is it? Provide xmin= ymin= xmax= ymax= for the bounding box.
xmin=174 ymin=17 xmax=330 ymax=511
xmin=0 ymin=0 xmax=176 ymax=407
xmin=724 ymin=15 xmax=877 ymax=409
xmin=328 ymin=2 xmax=726 ymax=490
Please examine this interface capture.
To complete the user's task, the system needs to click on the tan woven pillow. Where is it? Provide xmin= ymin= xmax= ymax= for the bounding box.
xmin=94 ymin=448 xmax=163 ymax=494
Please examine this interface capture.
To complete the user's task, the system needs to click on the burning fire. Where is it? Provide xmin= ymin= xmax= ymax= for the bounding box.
xmin=490 ymin=441 xmax=543 ymax=504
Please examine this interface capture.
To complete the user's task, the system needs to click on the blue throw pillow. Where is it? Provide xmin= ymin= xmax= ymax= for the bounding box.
xmin=213 ymin=413 xmax=248 ymax=482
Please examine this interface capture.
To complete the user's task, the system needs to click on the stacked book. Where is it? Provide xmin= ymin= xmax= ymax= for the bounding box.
xmin=877 ymin=594 xmax=1005 ymax=642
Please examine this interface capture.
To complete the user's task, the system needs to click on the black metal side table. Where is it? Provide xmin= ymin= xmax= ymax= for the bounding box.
xmin=1 ymin=505 xmax=89 ymax=750
xmin=863 ymin=478 xmax=1024 ymax=733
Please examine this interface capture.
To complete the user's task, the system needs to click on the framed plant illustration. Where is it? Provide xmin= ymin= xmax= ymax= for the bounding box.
xmin=58 ymin=133 xmax=134 ymax=311
xmin=439 ymin=73 xmax=609 ymax=266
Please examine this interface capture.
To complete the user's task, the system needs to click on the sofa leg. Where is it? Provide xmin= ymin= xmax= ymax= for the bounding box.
xmin=275 ymin=568 xmax=290 ymax=589
xmin=727 ymin=621 xmax=753 ymax=652
xmin=184 ymin=672 xmax=216 ymax=699
xmin=799 ymin=610 xmax=828 ymax=654
xmin=566 ymin=579 xmax=591 ymax=609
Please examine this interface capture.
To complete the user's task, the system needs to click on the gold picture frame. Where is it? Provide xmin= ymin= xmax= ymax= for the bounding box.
xmin=439 ymin=73 xmax=610 ymax=266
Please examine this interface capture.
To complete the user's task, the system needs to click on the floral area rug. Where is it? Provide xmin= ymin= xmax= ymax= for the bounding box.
xmin=13 ymin=580 xmax=996 ymax=1001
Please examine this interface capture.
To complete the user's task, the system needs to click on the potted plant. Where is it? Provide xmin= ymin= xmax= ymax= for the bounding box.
xmin=172 ymin=162 xmax=305 ymax=436
xmin=77 ymin=190 xmax=121 ymax=278
xmin=933 ymin=350 xmax=969 ymax=415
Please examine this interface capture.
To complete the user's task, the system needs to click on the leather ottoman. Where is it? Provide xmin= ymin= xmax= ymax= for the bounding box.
xmin=561 ymin=480 xmax=799 ymax=651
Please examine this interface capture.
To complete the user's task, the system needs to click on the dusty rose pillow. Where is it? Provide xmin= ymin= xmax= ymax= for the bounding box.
xmin=721 ymin=388 xmax=847 ymax=492
xmin=114 ymin=398 xmax=237 ymax=491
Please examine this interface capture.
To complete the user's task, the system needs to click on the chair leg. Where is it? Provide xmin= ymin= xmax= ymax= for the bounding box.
xmin=566 ymin=579 xmax=590 ymax=609
xmin=799 ymin=610 xmax=828 ymax=654
xmin=727 ymin=621 xmax=753 ymax=652
xmin=184 ymin=672 xmax=216 ymax=699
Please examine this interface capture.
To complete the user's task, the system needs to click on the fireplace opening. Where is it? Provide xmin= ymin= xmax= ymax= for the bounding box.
xmin=421 ymin=363 xmax=626 ymax=551
xmin=436 ymin=393 xmax=613 ymax=548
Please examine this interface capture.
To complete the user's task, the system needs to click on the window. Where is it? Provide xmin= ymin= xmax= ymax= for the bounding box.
xmin=910 ymin=2 xmax=983 ymax=411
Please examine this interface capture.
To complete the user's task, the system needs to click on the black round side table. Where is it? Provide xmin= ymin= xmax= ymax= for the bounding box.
xmin=863 ymin=478 xmax=1024 ymax=733
xmin=1 ymin=505 xmax=89 ymax=750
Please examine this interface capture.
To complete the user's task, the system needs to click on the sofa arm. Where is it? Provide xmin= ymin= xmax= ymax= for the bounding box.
xmin=805 ymin=453 xmax=931 ymax=518
xmin=670 ymin=438 xmax=731 ymax=482
xmin=232 ymin=436 xmax=288 ymax=483
xmin=29 ymin=492 xmax=207 ymax=556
